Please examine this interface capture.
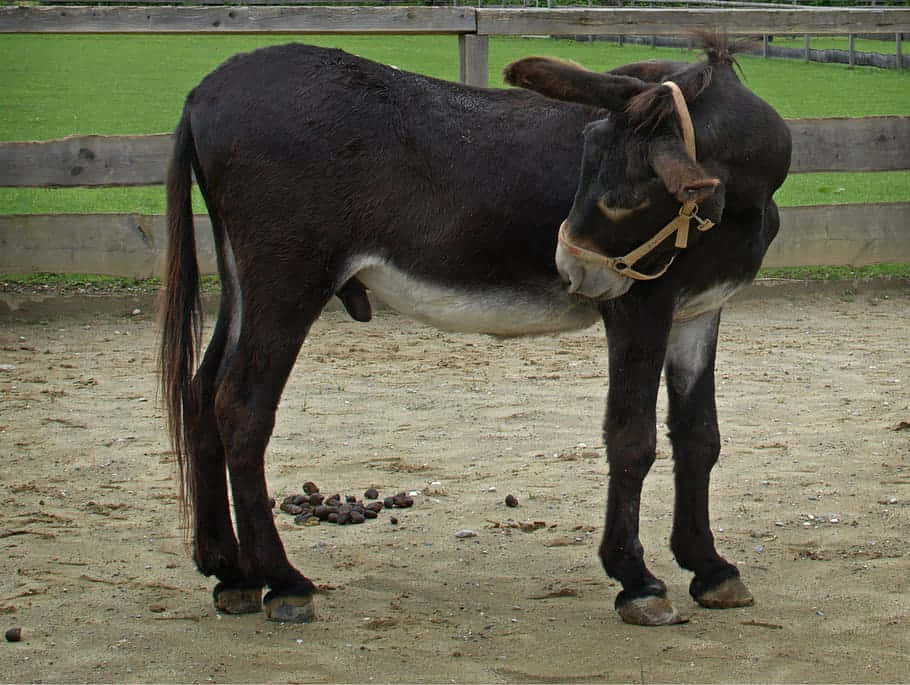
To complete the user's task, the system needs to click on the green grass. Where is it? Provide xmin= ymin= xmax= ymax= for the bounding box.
xmin=768 ymin=35 xmax=905 ymax=53
xmin=758 ymin=263 xmax=910 ymax=280
xmin=2 ymin=34 xmax=909 ymax=142
xmin=1 ymin=34 xmax=909 ymax=216
xmin=775 ymin=171 xmax=910 ymax=207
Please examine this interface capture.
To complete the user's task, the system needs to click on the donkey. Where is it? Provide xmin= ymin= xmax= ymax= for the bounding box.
xmin=160 ymin=36 xmax=791 ymax=626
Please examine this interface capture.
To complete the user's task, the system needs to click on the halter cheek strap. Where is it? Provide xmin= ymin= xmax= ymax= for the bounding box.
xmin=557 ymin=80 xmax=716 ymax=281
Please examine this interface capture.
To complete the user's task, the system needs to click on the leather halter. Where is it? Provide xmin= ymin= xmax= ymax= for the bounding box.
xmin=557 ymin=80 xmax=715 ymax=281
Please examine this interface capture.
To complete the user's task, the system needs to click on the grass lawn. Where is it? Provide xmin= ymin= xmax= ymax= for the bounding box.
xmin=1 ymin=34 xmax=909 ymax=214
xmin=767 ymin=35 xmax=904 ymax=53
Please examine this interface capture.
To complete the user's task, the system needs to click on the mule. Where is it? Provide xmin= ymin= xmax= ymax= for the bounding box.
xmin=160 ymin=35 xmax=791 ymax=626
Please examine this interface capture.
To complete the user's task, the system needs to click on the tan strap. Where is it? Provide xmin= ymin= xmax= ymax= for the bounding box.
xmin=662 ymin=81 xmax=696 ymax=160
xmin=558 ymin=220 xmax=675 ymax=281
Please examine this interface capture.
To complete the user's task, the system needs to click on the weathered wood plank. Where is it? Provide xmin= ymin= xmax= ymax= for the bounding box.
xmin=43 ymin=0 xmax=402 ymax=4
xmin=0 ymin=213 xmax=215 ymax=279
xmin=2 ymin=205 xmax=908 ymax=278
xmin=3 ymin=6 xmax=909 ymax=36
xmin=0 ymin=6 xmax=477 ymax=34
xmin=0 ymin=134 xmax=172 ymax=187
xmin=789 ymin=117 xmax=910 ymax=173
xmin=772 ymin=203 xmax=910 ymax=267
xmin=475 ymin=8 xmax=910 ymax=36
xmin=459 ymin=34 xmax=490 ymax=88
xmin=2 ymin=118 xmax=906 ymax=188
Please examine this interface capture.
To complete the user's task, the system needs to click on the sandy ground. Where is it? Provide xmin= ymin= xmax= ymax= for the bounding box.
xmin=1 ymin=281 xmax=908 ymax=683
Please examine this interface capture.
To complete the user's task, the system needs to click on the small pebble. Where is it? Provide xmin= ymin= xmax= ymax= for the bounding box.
xmin=5 ymin=627 xmax=21 ymax=642
xmin=390 ymin=517 xmax=399 ymax=525
xmin=302 ymin=482 xmax=320 ymax=495
xmin=364 ymin=488 xmax=379 ymax=500
xmin=455 ymin=529 xmax=478 ymax=538
xmin=505 ymin=494 xmax=519 ymax=508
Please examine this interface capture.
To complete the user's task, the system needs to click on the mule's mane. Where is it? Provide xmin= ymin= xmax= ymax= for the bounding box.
xmin=625 ymin=32 xmax=748 ymax=136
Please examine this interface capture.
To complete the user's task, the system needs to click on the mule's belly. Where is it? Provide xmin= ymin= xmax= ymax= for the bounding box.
xmin=350 ymin=257 xmax=600 ymax=336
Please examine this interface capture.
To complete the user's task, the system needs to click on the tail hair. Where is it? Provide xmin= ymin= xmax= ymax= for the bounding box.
xmin=158 ymin=106 xmax=202 ymax=541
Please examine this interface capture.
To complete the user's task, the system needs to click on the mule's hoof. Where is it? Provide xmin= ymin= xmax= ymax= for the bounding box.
xmin=213 ymin=584 xmax=262 ymax=614
xmin=617 ymin=595 xmax=688 ymax=626
xmin=695 ymin=576 xmax=754 ymax=609
xmin=264 ymin=593 xmax=316 ymax=623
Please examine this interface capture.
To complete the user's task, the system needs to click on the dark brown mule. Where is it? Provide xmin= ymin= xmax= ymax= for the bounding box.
xmin=160 ymin=35 xmax=790 ymax=625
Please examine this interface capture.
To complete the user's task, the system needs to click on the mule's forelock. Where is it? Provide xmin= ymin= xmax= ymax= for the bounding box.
xmin=624 ymin=65 xmax=713 ymax=136
xmin=624 ymin=30 xmax=754 ymax=136
xmin=693 ymin=29 xmax=756 ymax=73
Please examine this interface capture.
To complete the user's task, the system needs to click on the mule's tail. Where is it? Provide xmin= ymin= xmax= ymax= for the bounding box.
xmin=158 ymin=105 xmax=202 ymax=537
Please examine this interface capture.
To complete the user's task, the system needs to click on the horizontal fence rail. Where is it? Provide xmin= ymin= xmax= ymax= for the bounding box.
xmin=0 ymin=134 xmax=172 ymax=188
xmin=2 ymin=118 xmax=907 ymax=187
xmin=0 ymin=5 xmax=477 ymax=34
xmin=2 ymin=6 xmax=909 ymax=35
xmin=473 ymin=8 xmax=910 ymax=36
xmin=4 ymin=205 xmax=909 ymax=277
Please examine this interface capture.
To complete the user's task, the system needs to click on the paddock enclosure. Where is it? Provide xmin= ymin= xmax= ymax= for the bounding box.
xmin=1 ymin=3 xmax=909 ymax=681
xmin=1 ymin=4 xmax=909 ymax=276
xmin=1 ymin=282 xmax=909 ymax=681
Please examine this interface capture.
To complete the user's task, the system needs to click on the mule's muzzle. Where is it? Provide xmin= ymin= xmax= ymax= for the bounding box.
xmin=555 ymin=223 xmax=634 ymax=300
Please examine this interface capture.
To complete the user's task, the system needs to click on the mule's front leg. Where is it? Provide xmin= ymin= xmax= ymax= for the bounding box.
xmin=665 ymin=311 xmax=753 ymax=610
xmin=600 ymin=308 xmax=684 ymax=626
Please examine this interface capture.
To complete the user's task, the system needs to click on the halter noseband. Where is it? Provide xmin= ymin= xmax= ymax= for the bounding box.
xmin=557 ymin=80 xmax=715 ymax=282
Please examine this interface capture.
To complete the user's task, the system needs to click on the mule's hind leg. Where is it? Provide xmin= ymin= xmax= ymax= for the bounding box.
xmin=214 ymin=295 xmax=330 ymax=623
xmin=665 ymin=311 xmax=753 ymax=610
xmin=183 ymin=297 xmax=264 ymax=613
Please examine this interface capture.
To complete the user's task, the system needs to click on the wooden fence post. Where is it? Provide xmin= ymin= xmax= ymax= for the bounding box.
xmin=897 ymin=32 xmax=903 ymax=69
xmin=458 ymin=34 xmax=489 ymax=88
xmin=848 ymin=33 xmax=855 ymax=68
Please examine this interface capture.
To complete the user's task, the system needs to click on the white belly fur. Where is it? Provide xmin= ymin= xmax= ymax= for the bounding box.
xmin=345 ymin=256 xmax=600 ymax=337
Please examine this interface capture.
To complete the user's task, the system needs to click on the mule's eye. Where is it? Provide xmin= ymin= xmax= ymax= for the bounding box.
xmin=597 ymin=197 xmax=651 ymax=222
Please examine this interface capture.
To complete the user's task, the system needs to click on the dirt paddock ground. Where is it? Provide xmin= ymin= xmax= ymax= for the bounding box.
xmin=1 ymin=281 xmax=909 ymax=683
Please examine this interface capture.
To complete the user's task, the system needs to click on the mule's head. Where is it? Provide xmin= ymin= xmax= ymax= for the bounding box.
xmin=504 ymin=55 xmax=728 ymax=299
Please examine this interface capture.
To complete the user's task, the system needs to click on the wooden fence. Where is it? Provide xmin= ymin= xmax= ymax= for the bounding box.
xmin=1 ymin=6 xmax=909 ymax=276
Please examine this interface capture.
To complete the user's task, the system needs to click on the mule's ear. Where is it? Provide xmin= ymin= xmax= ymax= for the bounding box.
xmin=504 ymin=56 xmax=648 ymax=111
xmin=650 ymin=137 xmax=720 ymax=204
